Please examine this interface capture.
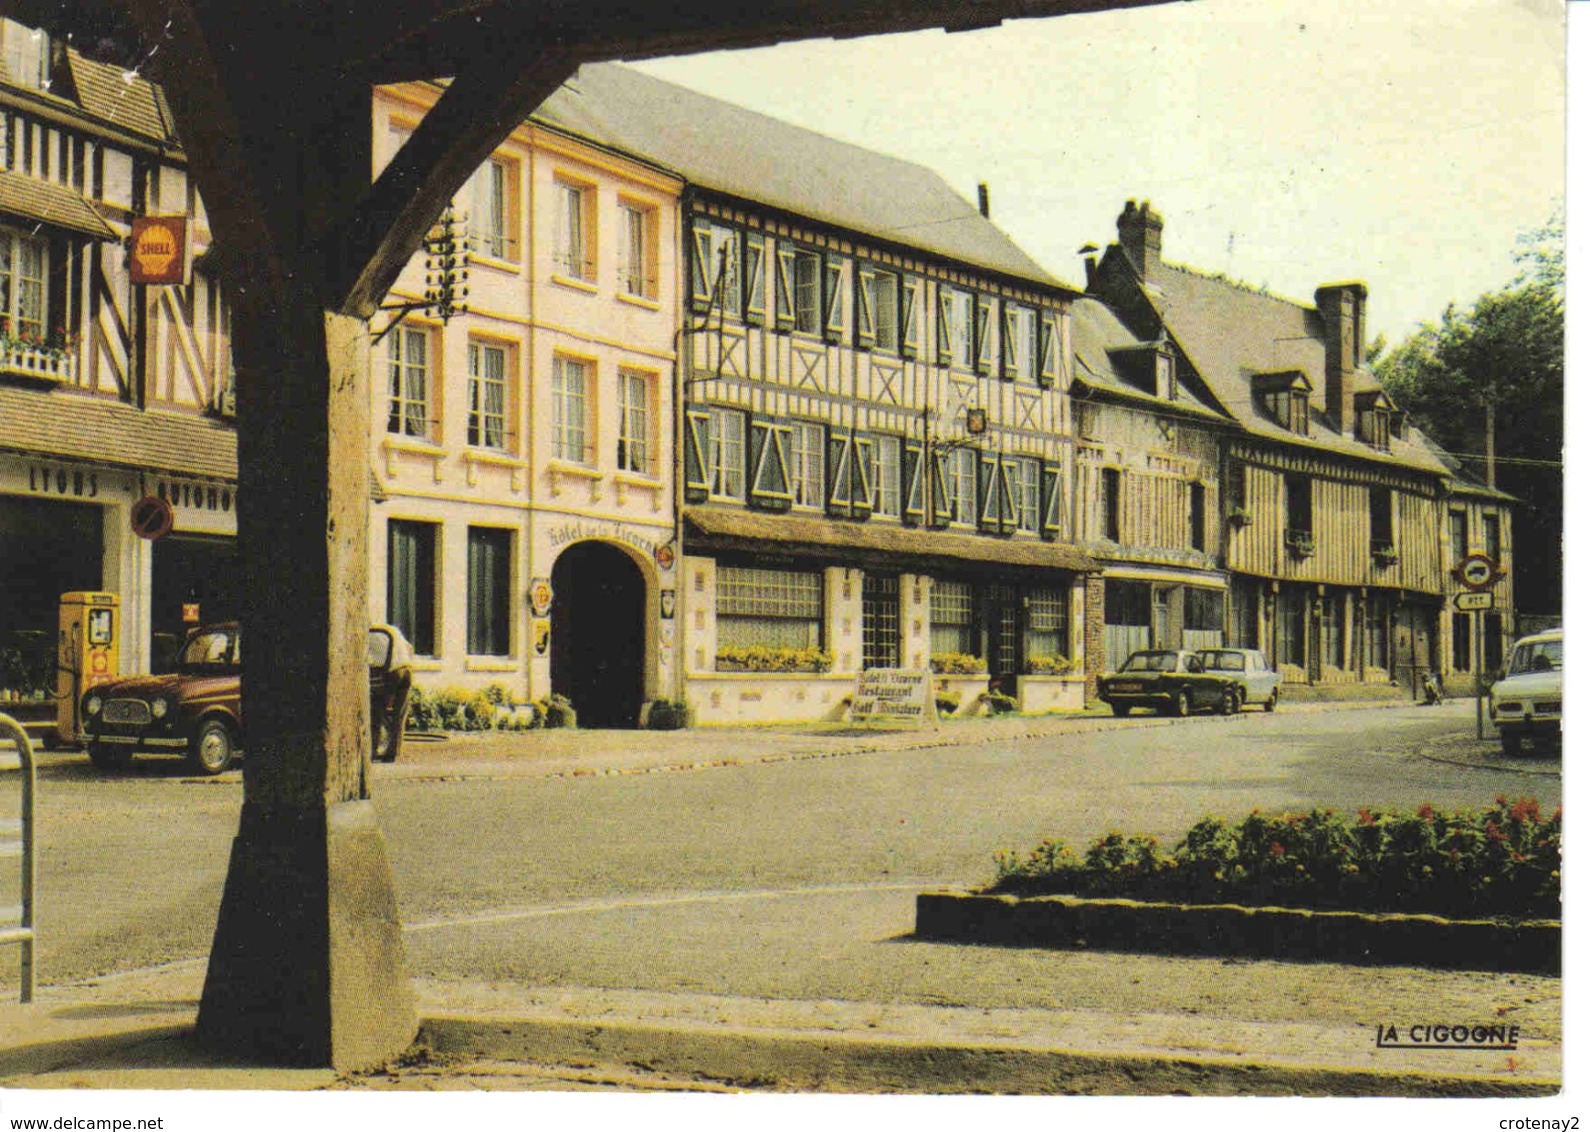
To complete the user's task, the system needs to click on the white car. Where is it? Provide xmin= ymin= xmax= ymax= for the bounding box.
xmin=1489 ymin=628 xmax=1562 ymax=756
xmin=1196 ymin=648 xmax=1282 ymax=712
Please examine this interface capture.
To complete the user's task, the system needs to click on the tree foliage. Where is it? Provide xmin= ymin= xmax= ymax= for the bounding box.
xmin=1376 ymin=212 xmax=1564 ymax=613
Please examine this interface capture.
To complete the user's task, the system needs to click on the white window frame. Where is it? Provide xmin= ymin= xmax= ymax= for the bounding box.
xmin=618 ymin=202 xmax=655 ymax=299
xmin=707 ymin=405 xmax=747 ymax=501
xmin=790 ymin=421 xmax=825 ymax=509
xmin=793 ymin=249 xmax=821 ymax=334
xmin=949 ymin=289 xmax=973 ymax=369
xmin=551 ymin=355 xmax=590 ymax=464
xmin=553 ymin=179 xmax=592 ymax=280
xmin=386 ymin=325 xmax=430 ymax=439
xmin=872 ymin=269 xmax=899 ymax=353
xmin=947 ymin=448 xmax=977 ymax=526
xmin=0 ymin=225 xmax=47 ymax=343
xmin=1012 ymin=457 xmax=1041 ymax=533
xmin=617 ymin=369 xmax=652 ymax=474
xmin=872 ymin=435 xmax=901 ymax=518
xmin=466 ymin=341 xmax=508 ymax=450
xmin=470 ymin=158 xmax=511 ymax=261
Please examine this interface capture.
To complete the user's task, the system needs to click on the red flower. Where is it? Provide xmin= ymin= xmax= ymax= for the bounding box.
xmin=1269 ymin=841 xmax=1286 ymax=858
xmin=1357 ymin=808 xmax=1376 ymax=826
xmin=1486 ymin=821 xmax=1505 ymax=844
xmin=1417 ymin=803 xmax=1435 ymax=822
xmin=1510 ymin=798 xmax=1540 ymax=824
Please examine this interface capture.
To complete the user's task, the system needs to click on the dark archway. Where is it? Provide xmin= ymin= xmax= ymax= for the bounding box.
xmin=550 ymin=541 xmax=646 ymax=729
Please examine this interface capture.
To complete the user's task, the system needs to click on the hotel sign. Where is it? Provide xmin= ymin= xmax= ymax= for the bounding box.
xmin=851 ymin=669 xmax=938 ymax=728
xmin=129 ymin=216 xmax=190 ymax=285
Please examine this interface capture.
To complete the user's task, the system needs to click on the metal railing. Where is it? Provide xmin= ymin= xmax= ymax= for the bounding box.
xmin=0 ymin=713 xmax=36 ymax=1002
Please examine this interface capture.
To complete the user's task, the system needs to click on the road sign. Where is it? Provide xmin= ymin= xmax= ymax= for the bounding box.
xmin=1453 ymin=591 xmax=1494 ymax=611
xmin=1457 ymin=552 xmax=1500 ymax=591
xmin=129 ymin=496 xmax=174 ymax=540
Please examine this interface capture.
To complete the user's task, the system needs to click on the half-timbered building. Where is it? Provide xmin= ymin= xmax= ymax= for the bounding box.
xmin=0 ymin=16 xmax=237 ymax=709
xmin=1068 ymin=291 xmax=1234 ymax=683
xmin=1088 ymin=200 xmax=1514 ymax=690
xmin=534 ymin=64 xmax=1097 ymax=723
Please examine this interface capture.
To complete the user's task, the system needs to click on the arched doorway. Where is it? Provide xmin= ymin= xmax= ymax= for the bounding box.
xmin=549 ymin=541 xmax=647 ymax=728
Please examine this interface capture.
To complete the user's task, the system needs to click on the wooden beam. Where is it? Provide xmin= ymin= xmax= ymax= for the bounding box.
xmin=322 ymin=36 xmax=581 ymax=317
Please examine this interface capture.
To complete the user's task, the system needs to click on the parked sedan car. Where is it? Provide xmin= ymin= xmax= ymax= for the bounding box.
xmin=1488 ymin=627 xmax=1562 ymax=757
xmin=1196 ymin=647 xmax=1281 ymax=712
xmin=81 ymin=622 xmax=414 ymax=775
xmin=1098 ymin=649 xmax=1240 ymax=718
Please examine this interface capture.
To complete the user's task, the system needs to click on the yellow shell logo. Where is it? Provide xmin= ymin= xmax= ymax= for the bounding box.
xmin=134 ymin=222 xmax=179 ymax=277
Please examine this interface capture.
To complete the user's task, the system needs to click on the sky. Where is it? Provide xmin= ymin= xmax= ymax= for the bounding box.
xmin=633 ymin=0 xmax=1565 ymax=346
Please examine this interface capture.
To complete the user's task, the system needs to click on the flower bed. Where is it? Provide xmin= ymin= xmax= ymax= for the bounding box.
xmin=989 ymin=798 xmax=1559 ymax=921
xmin=915 ymin=798 xmax=1561 ymax=973
xmin=715 ymin=646 xmax=834 ymax=673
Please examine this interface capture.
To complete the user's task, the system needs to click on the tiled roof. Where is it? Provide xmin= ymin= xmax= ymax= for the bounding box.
xmin=0 ymin=386 xmax=235 ymax=479
xmin=62 ymin=50 xmax=177 ymax=145
xmin=1068 ymin=296 xmax=1230 ymax=424
xmin=1132 ymin=260 xmax=1452 ymax=476
xmin=0 ymin=169 xmax=115 ymax=239
xmin=536 ymin=64 xmax=1072 ymax=291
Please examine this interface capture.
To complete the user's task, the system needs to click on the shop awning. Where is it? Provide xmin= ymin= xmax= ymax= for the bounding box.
xmin=0 ymin=170 xmax=118 ymax=241
xmin=0 ymin=386 xmax=236 ymax=480
xmin=684 ymin=506 xmax=1100 ymax=574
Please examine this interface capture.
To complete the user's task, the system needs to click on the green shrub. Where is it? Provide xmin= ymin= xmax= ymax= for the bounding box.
xmin=1026 ymin=654 xmax=1077 ymax=675
xmin=931 ymin=652 xmax=986 ymax=675
xmin=646 ymin=699 xmax=693 ymax=730
xmin=980 ymin=690 xmax=1018 ymax=714
xmin=934 ymin=693 xmax=962 ymax=717
xmin=989 ymin=796 xmax=1561 ymax=920
xmin=714 ymin=645 xmax=834 ymax=672
xmin=540 ymin=693 xmax=577 ymax=729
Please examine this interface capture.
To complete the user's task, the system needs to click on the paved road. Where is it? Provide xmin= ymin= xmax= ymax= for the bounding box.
xmin=0 ymin=701 xmax=1559 ymax=997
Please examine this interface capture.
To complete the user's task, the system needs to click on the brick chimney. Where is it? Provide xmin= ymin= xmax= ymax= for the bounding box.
xmin=1314 ymin=282 xmax=1368 ymax=433
xmin=1116 ymin=199 xmax=1164 ymax=283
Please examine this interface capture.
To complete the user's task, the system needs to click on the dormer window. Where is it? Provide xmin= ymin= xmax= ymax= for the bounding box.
xmin=1155 ymin=349 xmax=1176 ymax=400
xmin=1107 ymin=342 xmax=1177 ymax=400
xmin=1355 ymin=390 xmax=1393 ymax=450
xmin=1254 ymin=370 xmax=1312 ymax=436
xmin=0 ymin=20 xmax=49 ymax=92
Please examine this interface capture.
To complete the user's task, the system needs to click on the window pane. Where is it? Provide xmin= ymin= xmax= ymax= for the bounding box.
xmin=872 ymin=435 xmax=901 ymax=517
xmin=873 ymin=272 xmax=899 ymax=352
xmin=792 ymin=422 xmax=824 ymax=508
xmin=716 ymin=565 xmax=823 ymax=652
xmin=467 ymin=527 xmax=512 ymax=656
xmin=387 ymin=520 xmax=436 ymax=655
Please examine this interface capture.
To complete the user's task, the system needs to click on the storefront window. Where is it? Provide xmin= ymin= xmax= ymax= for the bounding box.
xmin=1025 ymin=587 xmax=1068 ymax=664
xmin=716 ymin=565 xmax=822 ymax=651
xmin=930 ymin=578 xmax=977 ymax=657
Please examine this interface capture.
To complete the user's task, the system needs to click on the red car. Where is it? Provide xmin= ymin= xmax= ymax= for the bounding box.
xmin=80 ymin=623 xmax=414 ymax=775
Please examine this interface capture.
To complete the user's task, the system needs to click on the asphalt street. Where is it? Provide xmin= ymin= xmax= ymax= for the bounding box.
xmin=0 ymin=700 xmax=1561 ymax=1001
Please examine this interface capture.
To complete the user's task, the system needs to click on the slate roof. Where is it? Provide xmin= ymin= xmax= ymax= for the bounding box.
xmin=1068 ymin=296 xmax=1230 ymax=424
xmin=535 ymin=63 xmax=1071 ymax=291
xmin=0 ymin=386 xmax=236 ymax=479
xmin=0 ymin=168 xmax=115 ymax=239
xmin=1117 ymin=255 xmax=1453 ymax=476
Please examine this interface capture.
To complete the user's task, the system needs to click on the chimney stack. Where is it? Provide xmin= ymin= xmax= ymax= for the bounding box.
xmin=1315 ymin=282 xmax=1369 ymax=433
xmin=977 ymin=182 xmax=990 ymax=218
xmin=1116 ymin=199 xmax=1164 ymax=283
xmin=1078 ymin=243 xmax=1100 ymax=290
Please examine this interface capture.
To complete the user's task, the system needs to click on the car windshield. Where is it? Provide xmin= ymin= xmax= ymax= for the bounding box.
xmin=1199 ymin=651 xmax=1247 ymax=672
xmin=1508 ymin=639 xmax=1562 ymax=675
xmin=179 ymin=629 xmax=237 ymax=668
xmin=1122 ymin=652 xmax=1178 ymax=672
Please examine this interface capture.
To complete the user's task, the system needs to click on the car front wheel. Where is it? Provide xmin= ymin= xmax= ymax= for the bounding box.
xmin=1110 ymin=703 xmax=1130 ymax=717
xmin=1162 ymin=690 xmax=1190 ymax=718
xmin=1263 ymin=688 xmax=1279 ymax=713
xmin=187 ymin=720 xmax=236 ymax=776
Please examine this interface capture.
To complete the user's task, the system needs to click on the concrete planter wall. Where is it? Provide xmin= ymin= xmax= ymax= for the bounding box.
xmin=687 ymin=674 xmax=854 ymax=724
xmin=932 ymin=675 xmax=988 ymax=716
xmin=916 ymin=891 xmax=1559 ymax=974
xmin=1016 ymin=675 xmax=1086 ymax=713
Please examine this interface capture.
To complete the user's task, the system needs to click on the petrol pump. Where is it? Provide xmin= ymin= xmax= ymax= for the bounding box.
xmin=57 ymin=592 xmax=120 ymax=745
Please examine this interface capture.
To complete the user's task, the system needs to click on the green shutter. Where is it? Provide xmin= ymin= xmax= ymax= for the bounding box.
xmin=935 ymin=286 xmax=953 ymax=367
xmin=1000 ymin=302 xmax=1018 ymax=380
xmin=855 ymin=264 xmax=877 ymax=350
xmin=774 ymin=246 xmax=795 ymax=331
xmin=826 ymin=433 xmax=853 ymax=516
xmin=929 ymin=452 xmax=953 ymax=528
xmin=902 ymin=440 xmax=925 ymax=527
xmin=1040 ymin=462 xmax=1062 ymax=541
xmin=1038 ymin=313 xmax=1059 ymax=388
xmin=744 ymin=232 xmax=767 ymax=326
xmin=823 ymin=255 xmax=845 ymax=344
xmin=690 ymin=219 xmax=714 ymax=314
xmin=999 ymin=458 xmax=1018 ymax=533
xmin=975 ymin=295 xmax=994 ymax=376
xmin=901 ymin=277 xmax=921 ymax=360
xmin=683 ymin=407 xmax=711 ymax=502
xmin=748 ymin=417 xmax=793 ymax=510
xmin=978 ymin=453 xmax=999 ymax=531
xmin=851 ymin=434 xmax=875 ymax=520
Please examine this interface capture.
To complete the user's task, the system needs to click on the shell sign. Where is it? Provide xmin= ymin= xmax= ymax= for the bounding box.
xmin=129 ymin=216 xmax=189 ymax=285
